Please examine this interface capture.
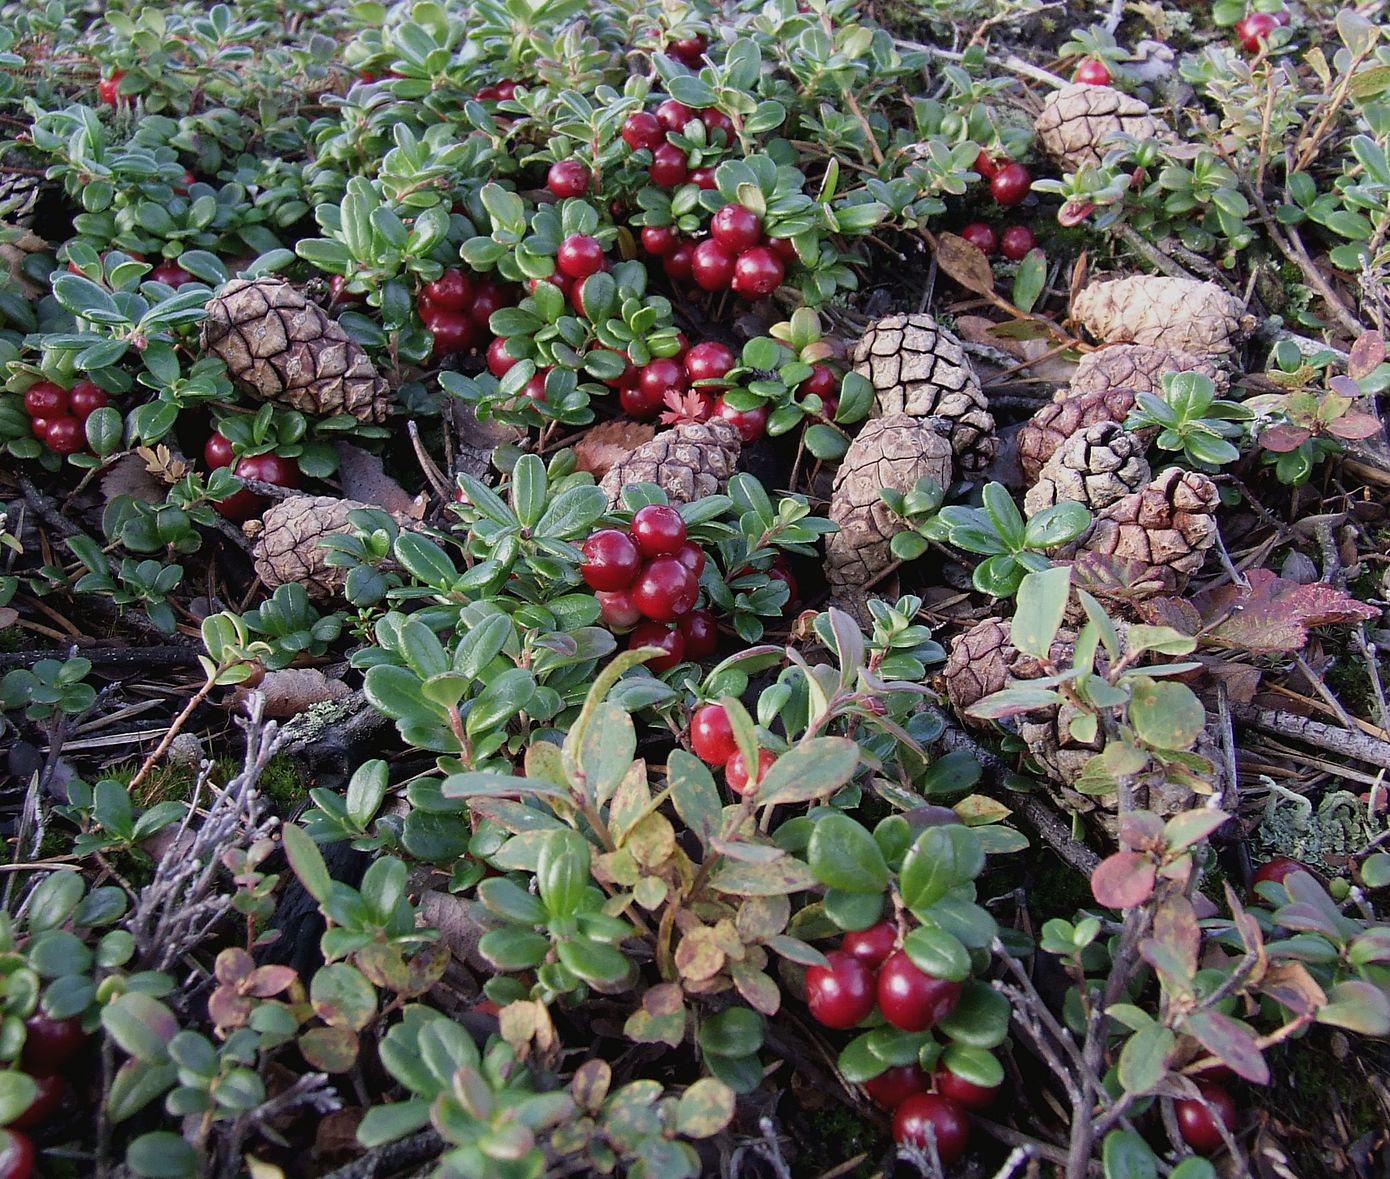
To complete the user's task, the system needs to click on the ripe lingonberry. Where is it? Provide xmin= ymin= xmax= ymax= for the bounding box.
xmin=520 ymin=372 xmax=548 ymax=402
xmin=688 ymin=166 xmax=717 ymax=190
xmin=597 ymin=589 xmax=642 ymax=629
xmin=636 ymin=357 xmax=688 ymax=409
xmin=21 ymin=1013 xmax=87 ymax=1075
xmin=691 ymin=239 xmax=736 ymax=291
xmin=690 ymin=703 xmax=737 ymax=764
xmin=678 ymin=608 xmax=718 ymax=659
xmin=649 ymin=143 xmax=689 ymax=187
xmin=43 ymin=417 xmax=85 ymax=456
xmin=486 ymin=336 xmax=520 ymax=378
xmin=11 ymin=1074 xmax=65 ymax=1130
xmin=546 ymin=160 xmax=590 ymax=198
xmin=725 ymin=747 xmax=775 ymax=795
xmin=673 ymin=540 xmax=705 ymax=576
xmin=892 ymin=1093 xmax=970 ymax=1163
xmin=714 ymin=396 xmax=768 ymax=443
xmin=580 ymin=529 xmax=642 ymax=591
xmin=467 ymin=281 xmax=509 ymax=329
xmin=798 ymin=364 xmax=838 ymax=401
xmin=557 ymin=234 xmax=605 ymax=279
xmin=662 ymin=240 xmax=695 ymax=282
xmin=422 ymin=268 xmax=474 ymax=311
xmin=974 ymin=150 xmax=1000 ymax=179
xmin=1252 ymin=856 xmax=1307 ymax=890
xmin=68 ymin=380 xmax=109 ymax=420
xmin=150 ymin=260 xmax=193 ymax=287
xmin=23 ymin=381 xmax=68 ymax=419
xmin=959 ymin=222 xmax=997 ymax=254
xmin=98 ymin=72 xmax=124 ymax=105
xmin=619 ymin=382 xmax=664 ymax=419
xmin=842 ymin=920 xmax=897 ymax=969
xmin=1236 ymin=11 xmax=1279 ymax=51
xmin=934 ymin=1064 xmax=1001 ymax=1109
xmin=236 ymin=453 xmax=300 ymax=489
xmin=684 ymin=341 xmax=736 ymax=387
xmin=877 ymin=951 xmax=962 ymax=1032
xmin=1175 ymin=1081 xmax=1236 ymax=1154
xmin=805 ymin=950 xmax=877 ymax=1029
xmin=630 ymin=504 xmax=686 ymax=558
xmin=628 ymin=621 xmax=685 ymax=671
xmin=421 ymin=304 xmax=476 ymax=358
xmin=655 ymin=99 xmax=693 ymax=131
xmin=640 ymin=225 xmax=678 ymax=256
xmin=204 ymin=432 xmax=236 ymax=469
xmin=864 ymin=1065 xmax=930 ymax=1110
xmin=730 ymin=246 xmax=784 ymax=299
xmin=0 ymin=1129 xmax=35 ymax=1179
xmin=700 ymin=108 xmax=734 ymax=140
xmin=711 ymin=204 xmax=762 ymax=253
xmin=990 ymin=163 xmax=1032 ymax=208
xmin=1074 ymin=58 xmax=1112 ymax=85
xmin=999 ymin=225 xmax=1037 ymax=261
xmin=630 ymin=556 xmax=699 ymax=622
xmin=622 ymin=111 xmax=663 ymax=152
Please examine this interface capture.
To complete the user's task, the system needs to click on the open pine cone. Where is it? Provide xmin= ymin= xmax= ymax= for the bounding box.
xmin=826 ymin=415 xmax=953 ymax=601
xmin=1072 ymin=276 xmax=1247 ymax=355
xmin=1067 ymin=344 xmax=1229 ymax=401
xmin=1017 ymin=385 xmax=1140 ymax=483
xmin=245 ymin=495 xmax=372 ymax=600
xmin=1024 ymin=422 xmax=1150 ymax=517
xmin=1079 ymin=468 xmax=1219 ymax=592
xmin=852 ymin=313 xmax=996 ymax=476
xmin=598 ymin=418 xmax=741 ymax=507
xmin=202 ymin=278 xmax=391 ymax=422
xmin=943 ymin=618 xmax=1015 ymax=723
xmin=1035 ymin=83 xmax=1166 ymax=170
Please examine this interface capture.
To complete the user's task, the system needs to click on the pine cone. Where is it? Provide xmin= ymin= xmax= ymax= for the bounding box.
xmin=826 ymin=415 xmax=953 ymax=600
xmin=0 ymin=172 xmax=42 ymax=230
xmin=245 ymin=495 xmax=371 ymax=600
xmin=1080 ymin=468 xmax=1219 ymax=592
xmin=1035 ymin=83 xmax=1165 ymax=170
xmin=1072 ymin=276 xmax=1246 ymax=355
xmin=202 ymin=278 xmax=391 ymax=422
xmin=943 ymin=618 xmax=1014 ymax=723
xmin=1024 ymin=422 xmax=1150 ymax=517
xmin=1017 ymin=385 xmax=1139 ymax=483
xmin=852 ymin=313 xmax=996 ymax=476
xmin=1067 ymin=344 xmax=1228 ymax=401
xmin=599 ymin=418 xmax=741 ymax=507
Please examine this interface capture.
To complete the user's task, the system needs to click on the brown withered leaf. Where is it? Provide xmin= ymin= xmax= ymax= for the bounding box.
xmin=334 ymin=442 xmax=422 ymax=517
xmin=1348 ymin=329 xmax=1386 ymax=381
xmin=934 ymin=232 xmax=996 ymax=297
xmin=101 ymin=453 xmax=168 ymax=507
xmin=1091 ymin=850 xmax=1155 ymax=909
xmin=574 ymin=419 xmax=656 ymax=480
xmin=232 ymin=668 xmax=350 ymax=718
xmin=1192 ymin=569 xmax=1380 ymax=654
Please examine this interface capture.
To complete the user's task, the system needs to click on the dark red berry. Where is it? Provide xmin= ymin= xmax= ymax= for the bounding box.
xmin=421 ymin=304 xmax=476 ymax=358
xmin=673 ymin=540 xmax=705 ymax=576
xmin=767 ymin=558 xmax=798 ymax=610
xmin=798 ymin=364 xmax=838 ymax=401
xmin=991 ymin=163 xmax=1032 ymax=208
xmin=877 ymin=951 xmax=962 ymax=1032
xmin=649 ymin=143 xmax=689 ymax=188
xmin=892 ymin=1093 xmax=970 ymax=1163
xmin=691 ymin=703 xmax=737 ymax=764
xmin=622 ymin=111 xmax=664 ymax=152
xmin=662 ymin=240 xmax=695 ymax=281
xmin=204 ymin=432 xmax=236 ymax=469
xmin=1236 ymin=11 xmax=1279 ymax=51
xmin=11 ymin=1073 xmax=65 ymax=1129
xmin=467 ymin=281 xmax=508 ymax=329
xmin=486 ymin=336 xmax=520 ymax=378
xmin=841 ymin=920 xmax=896 ymax=969
xmin=678 ymin=608 xmax=718 ymax=659
xmin=640 ymin=225 xmax=678 ymax=256
xmin=43 ymin=417 xmax=85 ymax=456
xmin=546 ymin=160 xmax=590 ymax=198
xmin=581 ymin=529 xmax=642 ymax=592
xmin=725 ymin=748 xmax=776 ymax=795
xmin=714 ymin=396 xmax=768 ymax=443
xmin=655 ymin=99 xmax=693 ymax=131
xmin=557 ymin=234 xmax=605 ymax=280
xmin=684 ymin=341 xmax=736 ymax=387
xmin=689 ymin=166 xmax=718 ymax=190
xmin=699 ymin=108 xmax=734 ymax=140
xmin=0 ymin=1129 xmax=35 ymax=1179
xmin=628 ymin=621 xmax=685 ymax=671
xmin=691 ymin=239 xmax=736 ymax=291
xmin=597 ymin=589 xmax=642 ymax=629
xmin=730 ymin=246 xmax=784 ymax=299
xmin=236 ymin=452 xmax=299 ymax=488
xmin=21 ymin=1013 xmax=87 ymax=1075
xmin=329 ymin=274 xmax=363 ymax=304
xmin=1175 ymin=1081 xmax=1236 ymax=1154
xmin=668 ymin=34 xmax=707 ymax=63
xmin=1252 ymin=857 xmax=1306 ymax=889
xmin=934 ymin=1063 xmax=1001 ymax=1110
xmin=805 ymin=950 xmax=877 ymax=1029
xmin=637 ymin=357 xmax=688 ymax=404
xmin=711 ymin=205 xmax=762 ymax=253
xmin=97 ymin=72 xmax=124 ymax=106
xmin=422 ymin=268 xmax=474 ymax=311
xmin=630 ymin=504 xmax=687 ymax=558
xmin=520 ymin=372 xmax=548 ymax=402
xmin=959 ymin=222 xmax=997 ymax=254
xmin=864 ymin=1064 xmax=930 ymax=1110
xmin=630 ymin=556 xmax=699 ymax=622
xmin=768 ymin=235 xmax=797 ymax=263
xmin=974 ymin=150 xmax=1000 ymax=179
xmin=999 ymin=225 xmax=1037 ymax=261
xmin=23 ymin=381 xmax=67 ymax=419
xmin=1074 ymin=58 xmax=1112 ymax=85
xmin=619 ymin=382 xmax=664 ymax=419
xmin=150 ymin=260 xmax=193 ymax=287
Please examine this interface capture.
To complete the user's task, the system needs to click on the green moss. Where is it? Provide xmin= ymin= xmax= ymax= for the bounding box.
xmin=0 ymin=627 xmax=26 ymax=652
xmin=258 ymin=754 xmax=305 ymax=810
xmin=806 ymin=1100 xmax=885 ymax=1177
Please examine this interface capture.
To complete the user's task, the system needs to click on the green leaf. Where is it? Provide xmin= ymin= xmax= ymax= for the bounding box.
xmin=697 ymin=1007 xmax=763 ymax=1057
xmin=1023 ymin=501 xmax=1091 ymax=549
xmin=668 ymin=750 xmax=722 ymax=849
xmin=1117 ymin=1023 xmax=1174 ymax=1095
xmin=937 ymin=980 xmax=1010 ymax=1048
xmin=1012 ymin=249 xmax=1047 ymax=313
xmin=1102 ymin=1130 xmax=1159 ymax=1179
xmin=126 ymin=1132 xmax=198 ymax=1178
xmin=1011 ymin=566 xmax=1071 ymax=659
xmin=282 ymin=823 xmax=333 ymax=903
xmin=941 ymin=1043 xmax=1003 ymax=1088
xmin=903 ymin=926 xmax=970 ymax=982
xmin=807 ymin=813 xmax=889 ymax=893
xmin=102 ymin=993 xmax=178 ymax=1063
xmin=577 ymin=701 xmax=635 ymax=809
xmin=312 ymin=964 xmax=378 ymax=1031
xmin=0 ymin=1074 xmax=37 ymax=1125
xmin=538 ymin=829 xmax=591 ymax=919
xmin=1128 ymin=678 xmax=1205 ymax=751
xmin=757 ymin=738 xmax=860 ymax=806
xmin=900 ymin=826 xmax=983 ymax=912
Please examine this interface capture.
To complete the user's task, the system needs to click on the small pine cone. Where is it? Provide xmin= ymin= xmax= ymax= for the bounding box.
xmin=0 ymin=171 xmax=43 ymax=230
xmin=599 ymin=418 xmax=741 ymax=507
xmin=1067 ymin=344 xmax=1228 ymax=401
xmin=1024 ymin=423 xmax=1150 ymax=517
xmin=245 ymin=495 xmax=371 ymax=600
xmin=943 ymin=618 xmax=1014 ymax=723
xmin=826 ymin=415 xmax=953 ymax=598
xmin=1072 ymin=276 xmax=1246 ymax=355
xmin=1018 ymin=705 xmax=1104 ymax=789
xmin=1080 ymin=468 xmax=1219 ymax=592
xmin=1017 ymin=385 xmax=1138 ymax=483
xmin=1035 ymin=83 xmax=1165 ymax=170
xmin=852 ymin=313 xmax=996 ymax=476
xmin=202 ymin=278 xmax=391 ymax=422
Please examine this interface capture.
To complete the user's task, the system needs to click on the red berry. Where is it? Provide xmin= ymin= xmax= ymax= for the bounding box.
xmin=649 ymin=143 xmax=689 ymax=188
xmin=0 ymin=1129 xmax=35 ymax=1179
xmin=805 ymin=950 xmax=877 ymax=1029
xmin=11 ymin=1073 xmax=65 ymax=1129
xmin=597 ymin=589 xmax=642 ymax=629
xmin=640 ymin=225 xmax=678 ymax=256
xmin=797 ymin=364 xmax=838 ymax=401
xmin=841 ymin=920 xmax=896 ymax=969
xmin=422 ymin=268 xmax=474 ymax=311
xmin=1074 ymin=58 xmax=1112 ymax=85
xmin=934 ymin=1063 xmax=1001 ymax=1110
xmin=467 ymin=281 xmax=508 ymax=329
xmin=892 ymin=1093 xmax=970 ymax=1163
xmin=619 ymin=382 xmax=664 ymax=419
xmin=1175 ymin=1081 xmax=1236 ymax=1154
xmin=673 ymin=540 xmax=705 ymax=576
xmin=689 ymin=166 xmax=718 ymax=190
xmin=204 ymin=432 xmax=236 ymax=469
xmin=711 ymin=205 xmax=762 ymax=253
xmin=877 ymin=951 xmax=962 ymax=1032
xmin=487 ymin=336 xmax=520 ymax=378
xmin=691 ymin=703 xmax=737 ymax=764
xmin=684 ymin=341 xmax=736 ymax=387
xmin=21 ymin=1013 xmax=87 ymax=1075
xmin=730 ymin=246 xmax=784 ymax=299
xmin=1252 ymin=856 xmax=1306 ymax=889
xmin=530 ymin=271 xmax=572 ymax=299
xmin=864 ymin=1065 xmax=930 ymax=1110
xmin=678 ymin=608 xmax=718 ymax=659
xmin=662 ymin=240 xmax=695 ymax=282
xmin=236 ymin=452 xmax=300 ymax=488
xmin=23 ymin=381 xmax=67 ymax=419
xmin=28 ymin=418 xmax=50 ymax=440
xmin=628 ymin=621 xmax=685 ymax=671
xmin=1236 ymin=11 xmax=1278 ymax=51
xmin=768 ymin=235 xmax=797 ymax=263
xmin=699 ymin=108 xmax=734 ymax=140
xmin=999 ymin=225 xmax=1037 ymax=261
xmin=630 ymin=556 xmax=699 ymax=622
xmin=637 ymin=357 xmax=688 ymax=404
xmin=973 ymin=150 xmax=1000 ymax=179
xmin=622 ymin=111 xmax=664 ymax=152
xmin=714 ymin=396 xmax=768 ymax=443
xmin=97 ymin=72 xmax=124 ymax=106
xmin=725 ymin=747 xmax=776 ymax=795
xmin=630 ymin=504 xmax=687 ymax=558
xmin=959 ymin=222 xmax=997 ymax=254
xmin=520 ymin=372 xmax=548 ymax=402
xmin=557 ymin=234 xmax=605 ymax=279
xmin=546 ymin=160 xmax=590 ymax=198
xmin=655 ymin=99 xmax=693 ymax=132
xmin=767 ymin=558 xmax=798 ymax=610
xmin=43 ymin=417 xmax=85 ymax=456
xmin=421 ymin=304 xmax=477 ymax=358
xmin=581 ymin=529 xmax=642 ymax=591
xmin=691 ymin=239 xmax=736 ymax=291
xmin=991 ymin=162 xmax=1032 ymax=208
xmin=150 ymin=260 xmax=193 ymax=287
xmin=668 ymin=34 xmax=707 ymax=63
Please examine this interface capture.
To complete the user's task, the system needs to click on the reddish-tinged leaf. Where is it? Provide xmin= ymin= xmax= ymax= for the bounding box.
xmin=1183 ymin=1009 xmax=1270 ymax=1085
xmin=1327 ymin=411 xmax=1384 ymax=440
xmin=1348 ymin=330 xmax=1386 ymax=381
xmin=1091 ymin=851 xmax=1156 ymax=909
xmin=1194 ymin=569 xmax=1380 ymax=654
xmin=1152 ymin=895 xmax=1201 ymax=977
xmin=1258 ymin=424 xmax=1311 ymax=453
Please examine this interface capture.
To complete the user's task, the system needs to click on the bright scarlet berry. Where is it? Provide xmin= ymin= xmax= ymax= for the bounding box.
xmin=999 ymin=225 xmax=1037 ymax=261
xmin=1175 ymin=1081 xmax=1236 ymax=1154
xmin=43 ymin=417 xmax=85 ymax=456
xmin=622 ymin=111 xmax=663 ymax=151
xmin=662 ymin=240 xmax=695 ymax=282
xmin=991 ymin=163 xmax=1032 ymax=208
xmin=422 ymin=268 xmax=473 ymax=311
xmin=21 ymin=1013 xmax=87 ymax=1075
xmin=714 ymin=396 xmax=768 ymax=443
xmin=655 ymin=99 xmax=693 ymax=131
xmin=597 ymin=589 xmax=642 ymax=629
xmin=678 ymin=608 xmax=718 ymax=659
xmin=864 ymin=1064 xmax=930 ymax=1110
xmin=959 ymin=222 xmax=998 ymax=254
xmin=630 ymin=504 xmax=687 ymax=558
xmin=691 ymin=703 xmax=737 ymax=764
xmin=486 ymin=336 xmax=520 ymax=378
xmin=934 ymin=1063 xmax=1001 ymax=1110
xmin=725 ymin=747 xmax=775 ymax=795
xmin=0 ymin=1129 xmax=35 ymax=1179
xmin=204 ymin=432 xmax=236 ymax=469
xmin=892 ymin=1093 xmax=970 ymax=1163
xmin=98 ymin=72 xmax=124 ymax=106
xmin=877 ymin=951 xmax=962 ymax=1032
xmin=691 ymin=239 xmax=736 ymax=291
xmin=630 ymin=556 xmax=699 ymax=622
xmin=711 ymin=205 xmax=762 ymax=253
xmin=150 ymin=260 xmax=193 ymax=287
xmin=730 ymin=246 xmax=784 ymax=299
xmin=640 ymin=225 xmax=678 ymax=256
xmin=805 ymin=950 xmax=877 ymax=1029
xmin=546 ymin=160 xmax=590 ymax=198
xmin=649 ymin=143 xmax=689 ymax=187
xmin=23 ymin=381 xmax=67 ymax=419
xmin=1236 ymin=11 xmax=1279 ymax=51
xmin=841 ymin=920 xmax=896 ymax=969
xmin=581 ymin=529 xmax=642 ymax=591
xmin=557 ymin=234 xmax=604 ymax=280
xmin=628 ymin=621 xmax=685 ymax=671
xmin=1074 ymin=58 xmax=1112 ymax=85
xmin=684 ymin=341 xmax=736 ymax=387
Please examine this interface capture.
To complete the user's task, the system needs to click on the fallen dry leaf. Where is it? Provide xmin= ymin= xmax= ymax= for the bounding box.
xmin=233 ymin=668 xmax=350 ymax=717
xmin=334 ymin=441 xmax=421 ymax=517
xmin=1192 ymin=569 xmax=1380 ymax=654
xmin=575 ymin=419 xmax=657 ymax=480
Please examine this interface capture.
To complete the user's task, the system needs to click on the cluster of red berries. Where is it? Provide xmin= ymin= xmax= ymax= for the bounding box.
xmin=689 ymin=702 xmax=778 ymax=794
xmin=204 ymin=433 xmax=301 ymax=521
xmin=474 ymin=78 xmax=518 ymax=102
xmin=958 ymin=222 xmax=1037 ymax=262
xmin=973 ymin=154 xmax=1032 ymax=209
xmin=1235 ymin=7 xmax=1289 ymax=51
xmin=0 ymin=1012 xmax=90 ymax=1177
xmin=417 ymin=267 xmax=515 ymax=362
xmin=22 ymin=380 xmax=108 ymax=457
xmin=579 ymin=505 xmax=717 ymax=670
xmin=804 ymin=921 xmax=999 ymax=1162
xmin=620 ymin=101 xmax=732 ymax=188
xmin=643 ymin=206 xmax=792 ymax=305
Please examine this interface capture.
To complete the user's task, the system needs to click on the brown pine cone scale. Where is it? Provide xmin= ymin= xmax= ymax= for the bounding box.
xmin=1024 ymin=422 xmax=1150 ymax=517
xmin=1072 ymin=276 xmax=1246 ymax=355
xmin=1067 ymin=344 xmax=1229 ymax=401
xmin=1016 ymin=385 xmax=1140 ymax=484
xmin=599 ymin=418 xmax=741 ymax=506
xmin=245 ymin=495 xmax=372 ymax=600
xmin=1035 ymin=83 xmax=1165 ymax=170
